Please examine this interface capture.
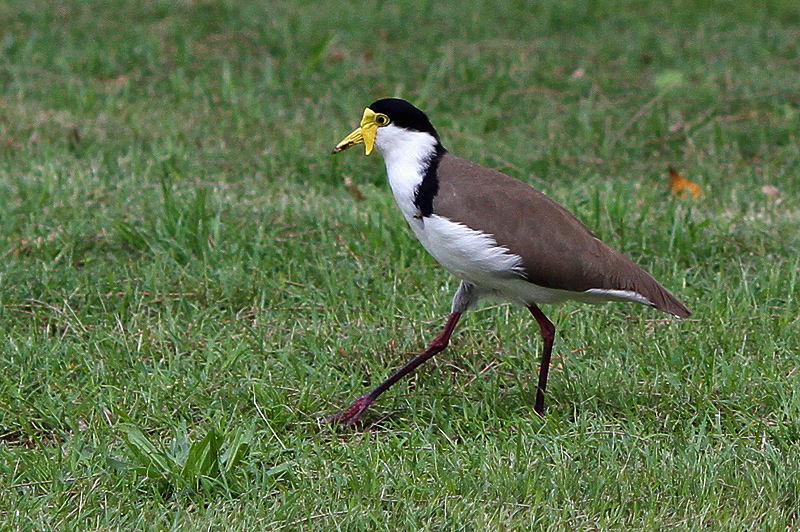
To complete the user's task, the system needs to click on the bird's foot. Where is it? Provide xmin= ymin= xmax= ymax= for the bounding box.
xmin=323 ymin=393 xmax=375 ymax=428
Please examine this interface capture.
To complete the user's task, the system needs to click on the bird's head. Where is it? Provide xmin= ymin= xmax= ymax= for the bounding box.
xmin=332 ymin=98 xmax=441 ymax=157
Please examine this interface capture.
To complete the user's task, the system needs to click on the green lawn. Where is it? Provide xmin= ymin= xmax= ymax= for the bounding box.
xmin=1 ymin=0 xmax=799 ymax=529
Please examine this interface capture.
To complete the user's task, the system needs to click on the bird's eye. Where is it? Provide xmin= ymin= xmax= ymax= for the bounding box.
xmin=375 ymin=114 xmax=390 ymax=126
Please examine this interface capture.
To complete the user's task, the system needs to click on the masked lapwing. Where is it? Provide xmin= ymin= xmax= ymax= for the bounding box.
xmin=327 ymin=98 xmax=690 ymax=426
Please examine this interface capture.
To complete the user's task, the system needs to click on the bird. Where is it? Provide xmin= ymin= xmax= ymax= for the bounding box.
xmin=327 ymin=97 xmax=690 ymax=427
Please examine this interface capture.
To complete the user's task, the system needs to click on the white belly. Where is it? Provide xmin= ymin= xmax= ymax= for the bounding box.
xmin=405 ymin=214 xmax=652 ymax=308
xmin=407 ymin=214 xmax=521 ymax=283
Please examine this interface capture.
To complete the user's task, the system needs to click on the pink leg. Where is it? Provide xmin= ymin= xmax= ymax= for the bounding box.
xmin=325 ymin=312 xmax=462 ymax=427
xmin=528 ymin=303 xmax=556 ymax=416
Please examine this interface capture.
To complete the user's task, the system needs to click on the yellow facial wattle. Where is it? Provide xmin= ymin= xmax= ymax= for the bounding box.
xmin=332 ymin=108 xmax=379 ymax=155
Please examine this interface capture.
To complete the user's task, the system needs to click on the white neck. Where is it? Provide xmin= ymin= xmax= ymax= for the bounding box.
xmin=374 ymin=124 xmax=439 ymax=221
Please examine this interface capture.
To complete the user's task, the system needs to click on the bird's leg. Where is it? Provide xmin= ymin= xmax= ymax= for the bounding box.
xmin=527 ymin=303 xmax=556 ymax=416
xmin=325 ymin=311 xmax=462 ymax=427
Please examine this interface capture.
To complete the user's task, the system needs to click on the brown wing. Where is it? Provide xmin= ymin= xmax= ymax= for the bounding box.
xmin=432 ymin=154 xmax=690 ymax=318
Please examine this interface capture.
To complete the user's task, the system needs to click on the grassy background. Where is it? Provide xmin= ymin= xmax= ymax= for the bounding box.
xmin=1 ymin=0 xmax=799 ymax=529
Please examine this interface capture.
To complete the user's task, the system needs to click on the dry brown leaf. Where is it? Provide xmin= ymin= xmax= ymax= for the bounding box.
xmin=668 ymin=166 xmax=703 ymax=199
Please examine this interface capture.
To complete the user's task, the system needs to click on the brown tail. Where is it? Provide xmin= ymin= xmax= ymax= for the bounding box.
xmin=650 ymin=284 xmax=691 ymax=318
xmin=602 ymin=245 xmax=691 ymax=319
xmin=631 ymin=267 xmax=691 ymax=318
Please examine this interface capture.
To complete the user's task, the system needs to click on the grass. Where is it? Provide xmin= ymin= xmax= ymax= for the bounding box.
xmin=1 ymin=0 xmax=799 ymax=529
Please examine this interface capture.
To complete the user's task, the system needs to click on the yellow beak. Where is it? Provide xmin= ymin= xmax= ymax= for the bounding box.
xmin=332 ymin=108 xmax=378 ymax=156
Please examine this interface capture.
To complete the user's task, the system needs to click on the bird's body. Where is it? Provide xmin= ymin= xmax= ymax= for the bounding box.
xmin=328 ymin=98 xmax=690 ymax=426
xmin=391 ymin=151 xmax=686 ymax=312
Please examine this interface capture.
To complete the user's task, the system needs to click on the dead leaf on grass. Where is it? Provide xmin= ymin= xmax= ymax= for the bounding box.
xmin=668 ymin=166 xmax=703 ymax=199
